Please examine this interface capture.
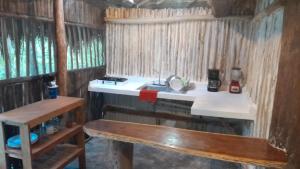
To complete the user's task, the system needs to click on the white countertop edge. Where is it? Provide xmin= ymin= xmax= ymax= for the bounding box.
xmin=88 ymin=86 xmax=196 ymax=102
xmin=88 ymin=76 xmax=257 ymax=121
xmin=191 ymin=108 xmax=257 ymax=121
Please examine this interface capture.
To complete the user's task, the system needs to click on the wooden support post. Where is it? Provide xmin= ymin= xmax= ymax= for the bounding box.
xmin=76 ymin=131 xmax=86 ymax=169
xmin=0 ymin=122 xmax=8 ymax=169
xmin=54 ymin=0 xmax=68 ymax=96
xmin=20 ymin=125 xmax=32 ymax=169
xmin=75 ymin=105 xmax=86 ymax=169
xmin=75 ymin=105 xmax=86 ymax=125
xmin=107 ymin=140 xmax=133 ymax=169
xmin=269 ymin=0 xmax=300 ymax=168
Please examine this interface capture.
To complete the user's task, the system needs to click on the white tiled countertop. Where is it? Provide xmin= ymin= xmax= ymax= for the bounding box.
xmin=88 ymin=76 xmax=257 ymax=121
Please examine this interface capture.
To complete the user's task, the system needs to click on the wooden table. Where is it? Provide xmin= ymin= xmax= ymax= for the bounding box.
xmin=84 ymin=119 xmax=287 ymax=169
xmin=0 ymin=96 xmax=86 ymax=169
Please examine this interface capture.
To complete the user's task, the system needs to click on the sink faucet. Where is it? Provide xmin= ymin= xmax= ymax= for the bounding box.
xmin=153 ymin=55 xmax=165 ymax=86
xmin=153 ymin=69 xmax=164 ymax=86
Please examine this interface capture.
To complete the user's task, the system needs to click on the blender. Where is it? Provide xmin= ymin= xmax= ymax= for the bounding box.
xmin=229 ymin=67 xmax=242 ymax=94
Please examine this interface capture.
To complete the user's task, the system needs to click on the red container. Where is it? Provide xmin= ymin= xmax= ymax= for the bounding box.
xmin=229 ymin=80 xmax=241 ymax=94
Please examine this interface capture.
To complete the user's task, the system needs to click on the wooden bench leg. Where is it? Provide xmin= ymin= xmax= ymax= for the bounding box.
xmin=108 ymin=140 xmax=133 ymax=169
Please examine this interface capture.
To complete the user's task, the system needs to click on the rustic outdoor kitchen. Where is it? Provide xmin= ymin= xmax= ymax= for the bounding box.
xmin=0 ymin=0 xmax=299 ymax=169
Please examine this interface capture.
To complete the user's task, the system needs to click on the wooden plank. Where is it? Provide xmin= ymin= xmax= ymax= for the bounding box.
xmin=0 ymin=122 xmax=8 ymax=169
xmin=48 ymin=23 xmax=53 ymax=73
xmin=0 ymin=12 xmax=102 ymax=29
xmin=2 ymin=85 xmax=14 ymax=111
xmin=96 ymin=33 xmax=101 ymax=66
xmin=77 ymin=26 xmax=84 ymax=68
xmin=67 ymin=26 xmax=74 ymax=70
xmin=75 ymin=106 xmax=85 ymax=125
xmin=54 ymin=0 xmax=68 ymax=96
xmin=0 ymin=85 xmax=3 ymax=113
xmin=84 ymin=120 xmax=287 ymax=169
xmin=83 ymin=27 xmax=88 ymax=68
xmin=12 ymin=18 xmax=20 ymax=77
xmin=20 ymin=125 xmax=32 ymax=169
xmin=0 ymin=96 xmax=84 ymax=128
xmin=32 ymin=144 xmax=83 ymax=169
xmin=72 ymin=26 xmax=79 ymax=69
xmin=1 ymin=18 xmax=10 ymax=79
xmin=269 ymin=0 xmax=300 ymax=169
xmin=23 ymin=20 xmax=30 ymax=76
xmin=101 ymin=31 xmax=105 ymax=66
xmin=87 ymin=28 xmax=93 ymax=67
xmin=41 ymin=22 xmax=46 ymax=74
xmin=31 ymin=21 xmax=39 ymax=76
xmin=93 ymin=31 xmax=97 ymax=66
xmin=31 ymin=124 xmax=81 ymax=158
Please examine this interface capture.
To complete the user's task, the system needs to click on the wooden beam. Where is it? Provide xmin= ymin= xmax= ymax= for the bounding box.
xmin=0 ymin=12 xmax=102 ymax=30
xmin=269 ymin=0 xmax=300 ymax=169
xmin=105 ymin=15 xmax=251 ymax=24
xmin=54 ymin=0 xmax=67 ymax=96
xmin=252 ymin=1 xmax=284 ymax=22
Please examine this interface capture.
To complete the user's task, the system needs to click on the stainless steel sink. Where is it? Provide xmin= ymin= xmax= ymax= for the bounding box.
xmin=138 ymin=84 xmax=173 ymax=92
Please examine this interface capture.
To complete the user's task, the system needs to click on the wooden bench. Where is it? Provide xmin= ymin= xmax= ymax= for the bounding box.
xmin=84 ymin=119 xmax=287 ymax=169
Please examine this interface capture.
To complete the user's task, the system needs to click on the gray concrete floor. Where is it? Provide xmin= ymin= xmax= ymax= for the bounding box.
xmin=66 ymin=137 xmax=241 ymax=169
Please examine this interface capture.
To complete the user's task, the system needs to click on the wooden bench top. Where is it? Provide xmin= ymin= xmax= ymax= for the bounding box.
xmin=84 ymin=120 xmax=287 ymax=169
xmin=0 ymin=96 xmax=84 ymax=128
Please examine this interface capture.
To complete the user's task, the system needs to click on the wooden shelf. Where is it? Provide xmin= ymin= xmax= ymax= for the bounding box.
xmin=6 ymin=124 xmax=82 ymax=159
xmin=0 ymin=96 xmax=86 ymax=169
xmin=0 ymin=96 xmax=84 ymax=128
xmin=32 ymin=144 xmax=83 ymax=169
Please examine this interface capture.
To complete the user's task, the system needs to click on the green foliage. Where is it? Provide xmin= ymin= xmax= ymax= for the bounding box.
xmin=0 ymin=18 xmax=104 ymax=81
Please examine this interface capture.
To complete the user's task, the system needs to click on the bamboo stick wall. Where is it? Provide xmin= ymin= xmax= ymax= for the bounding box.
xmin=106 ymin=7 xmax=213 ymax=18
xmin=105 ymin=7 xmax=284 ymax=138
xmin=106 ymin=7 xmax=253 ymax=84
xmin=0 ymin=0 xmax=104 ymax=28
xmin=246 ymin=3 xmax=284 ymax=138
xmin=255 ymin=0 xmax=278 ymax=14
xmin=0 ymin=16 xmax=104 ymax=80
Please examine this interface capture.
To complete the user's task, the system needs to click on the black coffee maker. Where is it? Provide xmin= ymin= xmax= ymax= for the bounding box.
xmin=207 ymin=69 xmax=221 ymax=92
